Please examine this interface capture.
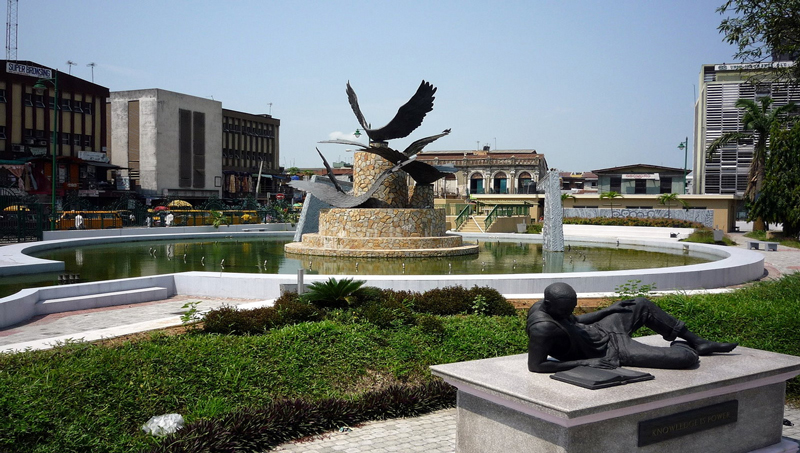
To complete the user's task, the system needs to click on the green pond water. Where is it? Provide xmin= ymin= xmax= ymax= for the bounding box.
xmin=0 ymin=237 xmax=710 ymax=298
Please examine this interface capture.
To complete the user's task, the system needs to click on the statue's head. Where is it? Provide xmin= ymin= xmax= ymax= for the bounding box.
xmin=543 ymin=282 xmax=577 ymax=319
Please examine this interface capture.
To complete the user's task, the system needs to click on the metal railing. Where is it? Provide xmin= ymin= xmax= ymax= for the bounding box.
xmin=484 ymin=204 xmax=530 ymax=230
xmin=454 ymin=204 xmax=474 ymax=230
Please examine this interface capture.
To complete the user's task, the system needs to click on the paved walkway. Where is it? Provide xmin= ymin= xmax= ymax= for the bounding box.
xmin=1 ymin=227 xmax=798 ymax=451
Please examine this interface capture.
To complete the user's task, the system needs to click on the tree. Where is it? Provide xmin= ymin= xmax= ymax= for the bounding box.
xmin=560 ymin=193 xmax=576 ymax=204
xmin=301 ymin=277 xmax=366 ymax=309
xmin=706 ymin=97 xmax=797 ymax=230
xmin=717 ymin=0 xmax=800 ymax=82
xmin=657 ymin=193 xmax=689 ymax=218
xmin=750 ymin=122 xmax=800 ymax=237
xmin=599 ymin=191 xmax=623 ymax=217
xmin=285 ymin=166 xmax=300 ymax=176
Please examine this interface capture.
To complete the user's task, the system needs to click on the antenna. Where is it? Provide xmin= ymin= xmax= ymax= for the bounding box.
xmin=86 ymin=62 xmax=96 ymax=82
xmin=268 ymin=103 xmax=272 ymax=115
xmin=66 ymin=60 xmax=76 ymax=74
xmin=5 ymin=0 xmax=18 ymax=61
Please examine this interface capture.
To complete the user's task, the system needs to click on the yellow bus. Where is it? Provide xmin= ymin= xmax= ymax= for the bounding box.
xmin=57 ymin=211 xmax=123 ymax=230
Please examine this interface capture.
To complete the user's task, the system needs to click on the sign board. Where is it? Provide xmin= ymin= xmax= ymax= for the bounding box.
xmin=638 ymin=400 xmax=738 ymax=446
xmin=78 ymin=151 xmax=110 ymax=163
xmin=715 ymin=62 xmax=795 ymax=71
xmin=276 ymin=193 xmax=285 ymax=200
xmin=29 ymin=147 xmax=47 ymax=157
xmin=622 ymin=173 xmax=660 ymax=180
xmin=6 ymin=62 xmax=52 ymax=79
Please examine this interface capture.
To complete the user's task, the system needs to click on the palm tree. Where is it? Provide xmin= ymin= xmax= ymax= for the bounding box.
xmin=301 ymin=277 xmax=366 ymax=309
xmin=706 ymin=97 xmax=797 ymax=230
xmin=599 ymin=191 xmax=623 ymax=218
xmin=657 ymin=193 xmax=688 ymax=218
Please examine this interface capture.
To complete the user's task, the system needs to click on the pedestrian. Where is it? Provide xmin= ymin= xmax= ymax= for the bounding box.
xmin=75 ymin=213 xmax=84 ymax=230
xmin=129 ymin=213 xmax=135 ymax=225
xmin=145 ymin=216 xmax=152 ymax=228
xmin=165 ymin=212 xmax=174 ymax=227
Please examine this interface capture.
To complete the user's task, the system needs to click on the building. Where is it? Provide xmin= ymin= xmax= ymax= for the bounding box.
xmin=559 ymin=171 xmax=598 ymax=193
xmin=416 ymin=147 xmax=547 ymax=197
xmin=222 ymin=109 xmax=281 ymax=201
xmin=109 ymin=89 xmax=223 ymax=203
xmin=693 ymin=61 xmax=800 ymax=196
xmin=0 ymin=60 xmax=124 ymax=207
xmin=593 ymin=164 xmax=689 ymax=195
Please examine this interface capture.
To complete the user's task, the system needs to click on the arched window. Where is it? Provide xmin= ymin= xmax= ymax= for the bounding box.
xmin=493 ymin=172 xmax=508 ymax=194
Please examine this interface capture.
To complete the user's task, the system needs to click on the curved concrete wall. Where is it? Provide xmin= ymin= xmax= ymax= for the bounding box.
xmin=0 ymin=229 xmax=764 ymax=329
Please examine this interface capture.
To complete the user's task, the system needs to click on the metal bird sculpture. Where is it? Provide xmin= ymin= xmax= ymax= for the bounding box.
xmin=346 ymin=80 xmax=436 ymax=143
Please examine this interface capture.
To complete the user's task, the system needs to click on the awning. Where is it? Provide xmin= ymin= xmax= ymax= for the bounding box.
xmin=85 ymin=162 xmax=123 ymax=169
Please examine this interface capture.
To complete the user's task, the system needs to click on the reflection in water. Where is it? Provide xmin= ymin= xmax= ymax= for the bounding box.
xmin=0 ymin=237 xmax=710 ymax=298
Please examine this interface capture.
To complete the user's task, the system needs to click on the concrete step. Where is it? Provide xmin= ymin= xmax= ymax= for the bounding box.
xmin=458 ymin=216 xmax=487 ymax=232
xmin=35 ymin=287 xmax=170 ymax=315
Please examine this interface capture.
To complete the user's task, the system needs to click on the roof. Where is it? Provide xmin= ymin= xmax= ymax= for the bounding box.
xmin=592 ymin=164 xmax=690 ymax=174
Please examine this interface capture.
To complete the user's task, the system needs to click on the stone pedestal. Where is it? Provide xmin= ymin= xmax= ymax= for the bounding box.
xmin=285 ymin=208 xmax=479 ymax=257
xmin=352 ymin=150 xmax=407 ymax=208
xmin=431 ymin=336 xmax=800 ymax=453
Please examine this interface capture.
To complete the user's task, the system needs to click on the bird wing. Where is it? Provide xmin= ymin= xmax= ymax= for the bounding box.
xmin=361 ymin=146 xmax=407 ymax=166
xmin=346 ymin=81 xmax=370 ymax=131
xmin=318 ymin=139 xmax=368 ymax=150
xmin=316 ymin=147 xmax=345 ymax=193
xmin=367 ymin=80 xmax=436 ymax=142
xmin=289 ymin=167 xmax=397 ymax=208
xmin=402 ymin=128 xmax=451 ymax=157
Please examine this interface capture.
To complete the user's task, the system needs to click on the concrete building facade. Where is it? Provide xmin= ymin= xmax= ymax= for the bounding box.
xmin=221 ymin=109 xmax=280 ymax=201
xmin=109 ymin=89 xmax=223 ymax=201
xmin=693 ymin=61 xmax=800 ymax=196
xmin=416 ymin=148 xmax=547 ymax=198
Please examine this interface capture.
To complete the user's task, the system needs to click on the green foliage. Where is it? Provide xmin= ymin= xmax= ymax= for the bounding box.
xmin=525 ymin=222 xmax=543 ymax=234
xmin=657 ymin=193 xmax=688 ymax=218
xmin=614 ymin=280 xmax=657 ymax=299
xmin=180 ymin=301 xmax=202 ymax=328
xmin=301 ymin=278 xmax=366 ymax=309
xmin=415 ymin=315 xmax=446 ymax=338
xmin=750 ymin=123 xmax=800 ymax=237
xmin=563 ymin=217 xmax=704 ymax=228
xmin=717 ymin=0 xmax=800 ymax=83
xmin=682 ymin=227 xmax=737 ymax=246
xmin=744 ymin=231 xmax=800 ymax=249
xmin=208 ymin=210 xmax=229 ymax=229
xmin=202 ymin=295 xmax=321 ymax=335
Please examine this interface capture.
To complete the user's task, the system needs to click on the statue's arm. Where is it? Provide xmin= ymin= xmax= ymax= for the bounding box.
xmin=527 ymin=324 xmax=586 ymax=373
xmin=574 ymin=300 xmax=637 ymax=324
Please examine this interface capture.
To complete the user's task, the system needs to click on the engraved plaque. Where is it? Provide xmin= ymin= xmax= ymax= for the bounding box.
xmin=638 ymin=400 xmax=738 ymax=446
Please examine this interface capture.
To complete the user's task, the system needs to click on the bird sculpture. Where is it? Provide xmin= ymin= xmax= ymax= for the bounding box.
xmin=347 ymin=80 xmax=436 ymax=143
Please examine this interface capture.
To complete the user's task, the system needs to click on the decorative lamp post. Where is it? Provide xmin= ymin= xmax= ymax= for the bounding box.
xmin=33 ymin=71 xmax=59 ymax=230
xmin=678 ymin=138 xmax=688 ymax=195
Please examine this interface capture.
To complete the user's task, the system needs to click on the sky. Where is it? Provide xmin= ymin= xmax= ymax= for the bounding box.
xmin=17 ymin=0 xmax=740 ymax=172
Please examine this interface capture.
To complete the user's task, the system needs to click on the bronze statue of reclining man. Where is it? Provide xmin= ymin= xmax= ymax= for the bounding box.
xmin=527 ymin=282 xmax=738 ymax=373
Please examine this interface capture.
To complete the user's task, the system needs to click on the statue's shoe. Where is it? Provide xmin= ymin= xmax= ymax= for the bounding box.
xmin=693 ymin=341 xmax=738 ymax=356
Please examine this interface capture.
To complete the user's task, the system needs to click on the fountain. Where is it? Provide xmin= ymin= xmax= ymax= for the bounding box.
xmin=284 ymin=80 xmax=478 ymax=258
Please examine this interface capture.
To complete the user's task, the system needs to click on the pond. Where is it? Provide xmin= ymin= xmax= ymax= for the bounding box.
xmin=0 ymin=237 xmax=711 ymax=298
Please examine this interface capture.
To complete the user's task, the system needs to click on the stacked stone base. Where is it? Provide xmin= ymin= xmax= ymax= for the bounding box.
xmin=285 ymin=208 xmax=479 ymax=258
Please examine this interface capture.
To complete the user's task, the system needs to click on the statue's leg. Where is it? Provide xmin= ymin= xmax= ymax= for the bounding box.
xmin=614 ymin=335 xmax=698 ymax=369
xmin=602 ymin=298 xmax=737 ymax=356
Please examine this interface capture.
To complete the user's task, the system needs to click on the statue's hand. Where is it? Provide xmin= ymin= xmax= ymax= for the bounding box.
xmin=605 ymin=299 xmax=637 ymax=314
xmin=584 ymin=356 xmax=619 ymax=369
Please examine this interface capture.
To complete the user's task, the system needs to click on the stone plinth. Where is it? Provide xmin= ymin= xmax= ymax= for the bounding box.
xmin=285 ymin=207 xmax=479 ymax=257
xmin=352 ymin=151 xmax=407 ymax=208
xmin=431 ymin=336 xmax=800 ymax=453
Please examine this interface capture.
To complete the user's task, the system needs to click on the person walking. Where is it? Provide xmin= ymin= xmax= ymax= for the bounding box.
xmin=74 ymin=213 xmax=84 ymax=230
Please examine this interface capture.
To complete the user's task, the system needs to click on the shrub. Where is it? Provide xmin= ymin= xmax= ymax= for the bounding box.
xmin=415 ymin=314 xmax=446 ymax=338
xmin=354 ymin=298 xmax=415 ymax=329
xmin=563 ymin=217 xmax=704 ymax=229
xmin=350 ymin=286 xmax=386 ymax=307
xmin=416 ymin=286 xmax=472 ymax=315
xmin=466 ymin=286 xmax=516 ymax=316
xmin=202 ymin=293 xmax=321 ymax=335
xmin=526 ymin=223 xmax=543 ymax=234
xmin=301 ymin=278 xmax=366 ymax=309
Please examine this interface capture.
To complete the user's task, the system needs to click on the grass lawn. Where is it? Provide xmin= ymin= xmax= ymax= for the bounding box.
xmin=1 ymin=274 xmax=798 ymax=452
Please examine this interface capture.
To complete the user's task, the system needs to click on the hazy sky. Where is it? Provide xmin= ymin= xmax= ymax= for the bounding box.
xmin=19 ymin=1 xmax=738 ymax=172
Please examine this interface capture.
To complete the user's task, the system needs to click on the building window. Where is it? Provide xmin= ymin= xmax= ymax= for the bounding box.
xmin=73 ymin=101 xmax=83 ymax=113
xmin=35 ymin=130 xmax=45 ymax=138
xmin=34 ymin=94 xmax=45 ymax=108
xmin=24 ymin=93 xmax=33 ymax=106
xmin=84 ymin=135 xmax=92 ymax=146
xmin=0 ymin=89 xmax=6 ymax=102
xmin=634 ymin=179 xmax=647 ymax=194
xmin=660 ymin=177 xmax=673 ymax=194
xmin=62 ymin=133 xmax=70 ymax=144
xmin=61 ymin=99 xmax=72 ymax=112
xmin=73 ymin=135 xmax=81 ymax=145
xmin=610 ymin=176 xmax=621 ymax=192
xmin=84 ymin=102 xmax=92 ymax=114
xmin=24 ymin=128 xmax=33 ymax=138
xmin=0 ymin=126 xmax=6 ymax=139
